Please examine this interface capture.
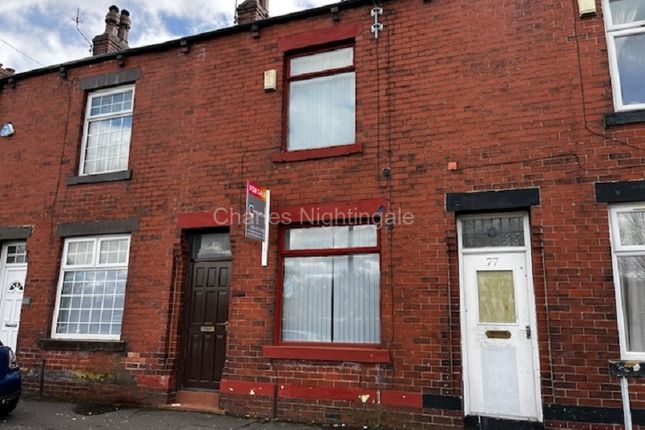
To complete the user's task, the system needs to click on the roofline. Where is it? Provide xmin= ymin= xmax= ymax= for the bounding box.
xmin=0 ymin=0 xmax=384 ymax=84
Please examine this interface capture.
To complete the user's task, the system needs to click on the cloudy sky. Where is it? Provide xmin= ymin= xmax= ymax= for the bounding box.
xmin=0 ymin=1 xmax=337 ymax=73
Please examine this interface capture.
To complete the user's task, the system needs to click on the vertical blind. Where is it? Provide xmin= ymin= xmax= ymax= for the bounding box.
xmin=282 ymin=225 xmax=380 ymax=344
xmin=287 ymin=47 xmax=355 ymax=151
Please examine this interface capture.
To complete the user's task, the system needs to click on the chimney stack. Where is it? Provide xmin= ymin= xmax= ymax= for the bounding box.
xmin=236 ymin=0 xmax=269 ymax=25
xmin=92 ymin=5 xmax=131 ymax=56
xmin=0 ymin=64 xmax=15 ymax=79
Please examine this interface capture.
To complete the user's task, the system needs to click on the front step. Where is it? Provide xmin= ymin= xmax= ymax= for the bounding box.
xmin=167 ymin=390 xmax=223 ymax=414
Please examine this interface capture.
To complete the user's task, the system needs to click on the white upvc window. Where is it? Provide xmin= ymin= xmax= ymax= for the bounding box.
xmin=602 ymin=0 xmax=645 ymax=111
xmin=51 ymin=235 xmax=131 ymax=340
xmin=609 ymin=204 xmax=645 ymax=359
xmin=80 ymin=85 xmax=135 ymax=175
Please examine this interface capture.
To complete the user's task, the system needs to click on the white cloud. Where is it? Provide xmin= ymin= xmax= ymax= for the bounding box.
xmin=0 ymin=0 xmax=338 ymax=73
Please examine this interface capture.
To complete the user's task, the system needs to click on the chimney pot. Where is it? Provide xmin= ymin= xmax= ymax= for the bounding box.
xmin=118 ymin=9 xmax=132 ymax=46
xmin=105 ymin=6 xmax=121 ymax=36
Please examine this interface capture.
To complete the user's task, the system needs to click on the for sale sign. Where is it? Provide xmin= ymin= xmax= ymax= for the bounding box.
xmin=245 ymin=181 xmax=269 ymax=242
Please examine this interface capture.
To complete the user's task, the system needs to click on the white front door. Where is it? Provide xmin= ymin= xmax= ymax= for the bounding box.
xmin=0 ymin=242 xmax=28 ymax=351
xmin=458 ymin=214 xmax=541 ymax=422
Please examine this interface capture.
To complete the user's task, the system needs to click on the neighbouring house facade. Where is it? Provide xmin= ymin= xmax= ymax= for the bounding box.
xmin=1 ymin=0 xmax=645 ymax=428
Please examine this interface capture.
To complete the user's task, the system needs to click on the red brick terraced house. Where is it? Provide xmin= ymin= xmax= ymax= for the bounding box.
xmin=1 ymin=0 xmax=645 ymax=428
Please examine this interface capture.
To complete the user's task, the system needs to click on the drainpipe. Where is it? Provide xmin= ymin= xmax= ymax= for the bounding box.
xmin=621 ymin=377 xmax=632 ymax=430
xmin=39 ymin=359 xmax=46 ymax=397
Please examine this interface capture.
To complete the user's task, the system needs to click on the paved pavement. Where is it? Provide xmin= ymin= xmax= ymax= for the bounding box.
xmin=1 ymin=398 xmax=324 ymax=430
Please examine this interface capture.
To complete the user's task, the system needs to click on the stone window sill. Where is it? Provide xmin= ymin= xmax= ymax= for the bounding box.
xmin=604 ymin=109 xmax=645 ymax=128
xmin=67 ymin=170 xmax=132 ymax=186
xmin=39 ymin=338 xmax=126 ymax=352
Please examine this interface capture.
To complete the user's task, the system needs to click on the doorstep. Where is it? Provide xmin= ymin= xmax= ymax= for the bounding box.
xmin=163 ymin=389 xmax=224 ymax=415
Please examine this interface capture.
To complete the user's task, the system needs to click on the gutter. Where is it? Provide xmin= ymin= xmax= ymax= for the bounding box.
xmin=0 ymin=0 xmax=387 ymax=85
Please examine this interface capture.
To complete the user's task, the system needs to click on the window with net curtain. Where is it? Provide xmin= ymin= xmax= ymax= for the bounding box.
xmin=287 ymin=46 xmax=356 ymax=151
xmin=280 ymin=224 xmax=380 ymax=344
xmin=610 ymin=206 xmax=645 ymax=357
xmin=81 ymin=85 xmax=135 ymax=175
xmin=603 ymin=0 xmax=645 ymax=111
xmin=52 ymin=236 xmax=130 ymax=340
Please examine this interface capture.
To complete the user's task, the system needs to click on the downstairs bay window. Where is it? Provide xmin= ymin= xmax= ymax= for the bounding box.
xmin=51 ymin=235 xmax=130 ymax=340
xmin=609 ymin=205 xmax=645 ymax=358
xmin=279 ymin=224 xmax=380 ymax=344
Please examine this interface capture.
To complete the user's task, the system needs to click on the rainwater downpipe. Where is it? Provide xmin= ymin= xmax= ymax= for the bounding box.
xmin=621 ymin=377 xmax=632 ymax=430
xmin=39 ymin=358 xmax=46 ymax=397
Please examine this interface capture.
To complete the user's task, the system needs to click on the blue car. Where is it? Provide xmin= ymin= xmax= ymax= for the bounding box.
xmin=0 ymin=341 xmax=20 ymax=416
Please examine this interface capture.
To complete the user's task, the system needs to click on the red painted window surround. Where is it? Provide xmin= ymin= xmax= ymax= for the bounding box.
xmin=176 ymin=211 xmax=231 ymax=229
xmin=277 ymin=22 xmax=362 ymax=52
xmin=274 ymin=23 xmax=363 ymax=164
xmin=272 ymin=142 xmax=363 ymax=163
xmin=263 ymin=345 xmax=392 ymax=364
xmin=220 ymin=379 xmax=422 ymax=409
xmin=269 ymin=199 xmax=390 ymax=361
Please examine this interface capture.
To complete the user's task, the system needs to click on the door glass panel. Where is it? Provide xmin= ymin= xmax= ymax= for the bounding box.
xmin=462 ymin=216 xmax=525 ymax=248
xmin=478 ymin=270 xmax=516 ymax=324
xmin=617 ymin=210 xmax=645 ymax=246
xmin=192 ymin=234 xmax=232 ymax=260
xmin=6 ymin=244 xmax=27 ymax=264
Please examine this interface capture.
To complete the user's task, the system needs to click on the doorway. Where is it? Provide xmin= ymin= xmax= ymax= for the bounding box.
xmin=457 ymin=213 xmax=542 ymax=422
xmin=0 ymin=242 xmax=28 ymax=351
xmin=180 ymin=232 xmax=231 ymax=390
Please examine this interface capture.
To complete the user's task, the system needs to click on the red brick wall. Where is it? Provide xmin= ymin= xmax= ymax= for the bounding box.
xmin=1 ymin=0 xmax=645 ymax=428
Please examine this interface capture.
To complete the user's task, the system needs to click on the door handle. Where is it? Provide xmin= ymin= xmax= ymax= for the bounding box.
xmin=5 ymin=323 xmax=17 ymax=328
xmin=525 ymin=325 xmax=531 ymax=339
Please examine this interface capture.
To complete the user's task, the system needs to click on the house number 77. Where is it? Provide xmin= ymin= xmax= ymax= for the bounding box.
xmin=486 ymin=257 xmax=499 ymax=267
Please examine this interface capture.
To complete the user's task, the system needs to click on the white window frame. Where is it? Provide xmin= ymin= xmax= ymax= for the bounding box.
xmin=51 ymin=235 xmax=131 ymax=341
xmin=602 ymin=0 xmax=645 ymax=112
xmin=79 ymin=85 xmax=136 ymax=176
xmin=608 ymin=203 xmax=645 ymax=360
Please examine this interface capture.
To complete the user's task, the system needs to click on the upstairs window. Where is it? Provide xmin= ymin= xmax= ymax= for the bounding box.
xmin=280 ymin=224 xmax=380 ymax=344
xmin=287 ymin=46 xmax=356 ymax=151
xmin=609 ymin=205 xmax=645 ymax=359
xmin=603 ymin=0 xmax=645 ymax=111
xmin=80 ymin=86 xmax=135 ymax=175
